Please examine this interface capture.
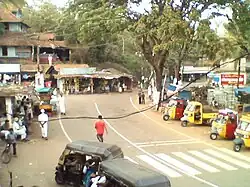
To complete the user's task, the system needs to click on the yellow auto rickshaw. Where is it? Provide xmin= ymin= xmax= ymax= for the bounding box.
xmin=210 ymin=109 xmax=238 ymax=140
xmin=180 ymin=101 xmax=218 ymax=127
xmin=233 ymin=114 xmax=250 ymax=152
xmin=162 ymin=98 xmax=187 ymax=121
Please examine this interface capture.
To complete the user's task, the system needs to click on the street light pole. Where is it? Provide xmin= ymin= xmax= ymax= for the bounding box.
xmin=237 ymin=59 xmax=241 ymax=88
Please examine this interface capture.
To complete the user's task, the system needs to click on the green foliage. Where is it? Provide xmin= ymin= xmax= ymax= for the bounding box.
xmin=224 ymin=0 xmax=250 ymax=56
xmin=0 ymin=0 xmax=26 ymax=8
xmin=22 ymin=1 xmax=61 ymax=33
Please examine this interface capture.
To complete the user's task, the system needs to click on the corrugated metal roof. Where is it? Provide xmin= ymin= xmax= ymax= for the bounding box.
xmin=60 ymin=67 xmax=96 ymax=75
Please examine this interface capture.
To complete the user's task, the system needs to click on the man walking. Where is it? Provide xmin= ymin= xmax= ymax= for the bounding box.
xmin=59 ymin=93 xmax=66 ymax=115
xmin=38 ymin=109 xmax=49 ymax=140
xmin=94 ymin=115 xmax=108 ymax=142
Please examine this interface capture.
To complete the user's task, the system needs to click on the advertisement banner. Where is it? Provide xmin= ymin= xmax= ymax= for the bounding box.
xmin=221 ymin=74 xmax=245 ymax=85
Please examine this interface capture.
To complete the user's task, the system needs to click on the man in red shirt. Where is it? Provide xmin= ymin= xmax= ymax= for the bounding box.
xmin=95 ymin=115 xmax=108 ymax=142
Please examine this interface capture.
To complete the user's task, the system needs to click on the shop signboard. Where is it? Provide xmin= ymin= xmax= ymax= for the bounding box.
xmin=60 ymin=67 xmax=96 ymax=75
xmin=0 ymin=64 xmax=20 ymax=73
xmin=221 ymin=74 xmax=245 ymax=86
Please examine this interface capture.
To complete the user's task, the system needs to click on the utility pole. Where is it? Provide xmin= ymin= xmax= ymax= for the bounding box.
xmin=237 ymin=59 xmax=241 ymax=88
xmin=37 ymin=45 xmax=40 ymax=72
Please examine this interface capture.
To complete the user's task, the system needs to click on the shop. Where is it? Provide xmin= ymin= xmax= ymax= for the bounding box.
xmin=0 ymin=64 xmax=21 ymax=85
xmin=20 ymin=64 xmax=43 ymax=86
xmin=56 ymin=70 xmax=133 ymax=94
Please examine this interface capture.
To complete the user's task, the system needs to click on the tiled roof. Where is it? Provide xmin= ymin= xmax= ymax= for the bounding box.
xmin=54 ymin=64 xmax=89 ymax=71
xmin=29 ymin=33 xmax=56 ymax=41
xmin=20 ymin=64 xmax=43 ymax=72
xmin=0 ymin=32 xmax=35 ymax=46
xmin=0 ymin=8 xmax=22 ymax=22
xmin=0 ymin=31 xmax=68 ymax=47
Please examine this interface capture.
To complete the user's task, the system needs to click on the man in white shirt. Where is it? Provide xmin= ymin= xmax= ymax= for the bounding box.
xmin=90 ymin=173 xmax=106 ymax=187
xmin=38 ymin=109 xmax=49 ymax=140
xmin=12 ymin=117 xmax=28 ymax=141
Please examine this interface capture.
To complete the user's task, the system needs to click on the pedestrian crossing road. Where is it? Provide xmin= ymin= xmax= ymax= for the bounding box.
xmin=124 ymin=148 xmax=250 ymax=178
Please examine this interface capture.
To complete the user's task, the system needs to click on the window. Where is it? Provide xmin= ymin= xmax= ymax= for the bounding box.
xmin=2 ymin=46 xmax=8 ymax=56
xmin=238 ymin=121 xmax=249 ymax=130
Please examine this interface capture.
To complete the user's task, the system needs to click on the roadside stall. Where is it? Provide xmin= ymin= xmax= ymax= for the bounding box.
xmin=35 ymin=87 xmax=54 ymax=116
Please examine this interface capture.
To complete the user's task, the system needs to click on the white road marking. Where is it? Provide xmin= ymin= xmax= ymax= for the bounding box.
xmin=58 ymin=114 xmax=72 ymax=142
xmin=135 ymin=139 xmax=197 ymax=145
xmin=156 ymin=153 xmax=201 ymax=175
xmin=129 ymin=96 xmax=236 ymax=155
xmin=138 ymin=141 xmax=202 ymax=147
xmin=124 ymin=156 xmax=139 ymax=164
xmin=204 ymin=149 xmax=250 ymax=169
xmin=219 ymin=148 xmax=250 ymax=163
xmin=172 ymin=152 xmax=220 ymax=173
xmin=137 ymin=155 xmax=182 ymax=178
xmin=189 ymin=151 xmax=238 ymax=171
xmin=95 ymin=103 xmax=219 ymax=187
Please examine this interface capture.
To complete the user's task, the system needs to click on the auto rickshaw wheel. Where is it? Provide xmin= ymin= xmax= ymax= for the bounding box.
xmin=181 ymin=121 xmax=188 ymax=127
xmin=163 ymin=114 xmax=170 ymax=121
xmin=233 ymin=144 xmax=242 ymax=152
xmin=55 ymin=172 xmax=64 ymax=185
xmin=210 ymin=133 xmax=218 ymax=140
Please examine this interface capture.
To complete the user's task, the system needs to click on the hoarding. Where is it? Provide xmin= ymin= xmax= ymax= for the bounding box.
xmin=221 ymin=74 xmax=245 ymax=86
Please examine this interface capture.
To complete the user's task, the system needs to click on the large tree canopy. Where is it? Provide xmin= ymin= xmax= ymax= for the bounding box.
xmin=224 ymin=0 xmax=250 ymax=56
xmin=22 ymin=1 xmax=61 ymax=33
xmin=61 ymin=0 xmax=243 ymax=91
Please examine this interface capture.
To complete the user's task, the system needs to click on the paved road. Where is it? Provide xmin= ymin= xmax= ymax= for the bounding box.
xmin=1 ymin=92 xmax=250 ymax=187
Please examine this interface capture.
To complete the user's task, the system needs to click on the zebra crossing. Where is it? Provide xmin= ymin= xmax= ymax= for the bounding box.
xmin=124 ymin=148 xmax=250 ymax=178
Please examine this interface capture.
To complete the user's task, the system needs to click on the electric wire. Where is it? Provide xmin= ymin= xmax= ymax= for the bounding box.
xmin=46 ymin=52 xmax=249 ymax=122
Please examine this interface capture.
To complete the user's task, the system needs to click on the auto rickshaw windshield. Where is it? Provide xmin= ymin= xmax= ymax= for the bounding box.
xmin=215 ymin=115 xmax=227 ymax=124
xmin=185 ymin=103 xmax=195 ymax=112
xmin=167 ymin=100 xmax=177 ymax=107
xmin=238 ymin=121 xmax=250 ymax=132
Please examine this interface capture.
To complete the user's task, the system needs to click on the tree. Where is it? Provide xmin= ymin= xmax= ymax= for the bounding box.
xmin=0 ymin=0 xmax=26 ymax=7
xmin=65 ymin=0 xmax=238 ymax=92
xmin=223 ymin=0 xmax=250 ymax=56
xmin=22 ymin=1 xmax=61 ymax=33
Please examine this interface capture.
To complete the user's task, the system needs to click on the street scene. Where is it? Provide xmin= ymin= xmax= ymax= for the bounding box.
xmin=0 ymin=0 xmax=250 ymax=187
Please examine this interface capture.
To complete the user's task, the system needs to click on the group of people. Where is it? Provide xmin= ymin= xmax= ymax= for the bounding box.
xmin=65 ymin=155 xmax=122 ymax=187
xmin=0 ymin=96 xmax=33 ymax=156
xmin=138 ymin=90 xmax=146 ymax=104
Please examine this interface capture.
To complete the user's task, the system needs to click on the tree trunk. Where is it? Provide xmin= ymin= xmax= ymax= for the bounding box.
xmin=175 ymin=60 xmax=182 ymax=81
xmin=155 ymin=67 xmax=163 ymax=91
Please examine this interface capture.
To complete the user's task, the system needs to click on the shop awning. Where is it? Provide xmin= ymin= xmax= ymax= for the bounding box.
xmin=0 ymin=64 xmax=20 ymax=73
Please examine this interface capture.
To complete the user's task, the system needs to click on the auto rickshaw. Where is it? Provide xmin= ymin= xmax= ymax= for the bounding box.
xmin=233 ymin=114 xmax=250 ymax=152
xmin=210 ymin=109 xmax=238 ymax=140
xmin=55 ymin=140 xmax=124 ymax=186
xmin=36 ymin=87 xmax=53 ymax=116
xmin=162 ymin=98 xmax=187 ymax=121
xmin=180 ymin=101 xmax=218 ymax=127
xmin=100 ymin=158 xmax=171 ymax=187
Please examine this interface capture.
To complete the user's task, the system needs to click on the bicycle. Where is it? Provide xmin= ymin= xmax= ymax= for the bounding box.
xmin=1 ymin=142 xmax=12 ymax=164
